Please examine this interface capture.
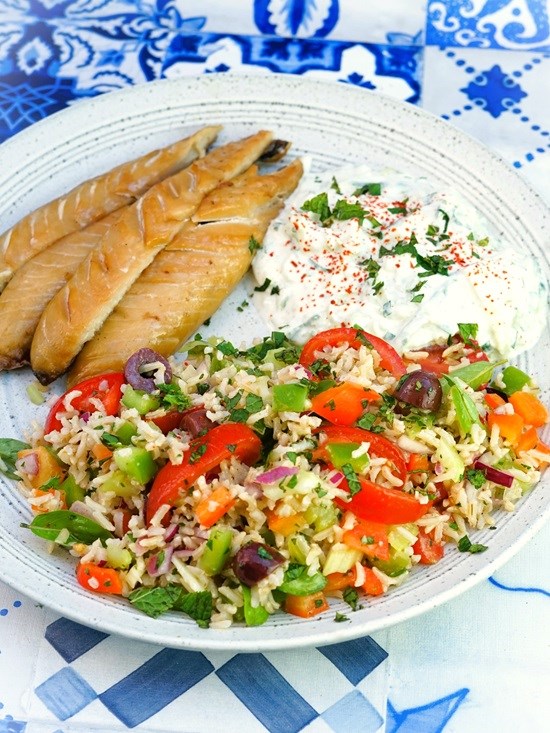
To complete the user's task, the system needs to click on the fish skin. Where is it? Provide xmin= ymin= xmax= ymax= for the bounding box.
xmin=0 ymin=125 xmax=221 ymax=291
xmin=67 ymin=158 xmax=303 ymax=387
xmin=31 ymin=130 xmax=275 ymax=385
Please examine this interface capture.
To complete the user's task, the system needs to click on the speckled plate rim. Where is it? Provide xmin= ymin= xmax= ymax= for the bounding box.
xmin=0 ymin=74 xmax=548 ymax=652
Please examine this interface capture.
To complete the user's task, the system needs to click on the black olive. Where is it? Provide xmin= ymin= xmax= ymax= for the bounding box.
xmin=124 ymin=348 xmax=172 ymax=393
xmin=394 ymin=370 xmax=442 ymax=412
xmin=233 ymin=541 xmax=285 ymax=587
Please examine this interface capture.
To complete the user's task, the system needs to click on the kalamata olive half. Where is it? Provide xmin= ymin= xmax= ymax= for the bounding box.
xmin=233 ymin=541 xmax=285 ymax=587
xmin=394 ymin=370 xmax=442 ymax=412
xmin=179 ymin=408 xmax=214 ymax=438
xmin=124 ymin=348 xmax=172 ymax=393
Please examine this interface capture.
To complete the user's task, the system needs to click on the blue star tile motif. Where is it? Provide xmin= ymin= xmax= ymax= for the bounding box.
xmin=386 ymin=688 xmax=468 ymax=733
xmin=461 ymin=65 xmax=527 ymax=117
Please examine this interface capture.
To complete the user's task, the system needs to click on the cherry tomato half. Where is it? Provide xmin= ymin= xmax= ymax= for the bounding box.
xmin=44 ymin=373 xmax=124 ymax=433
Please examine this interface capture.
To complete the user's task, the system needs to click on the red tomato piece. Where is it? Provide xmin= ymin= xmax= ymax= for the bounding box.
xmin=45 ymin=373 xmax=124 ymax=433
xmin=76 ymin=562 xmax=123 ymax=595
xmin=413 ymin=529 xmax=445 ymax=565
xmin=316 ymin=425 xmax=408 ymax=483
xmin=335 ymin=477 xmax=429 ymax=525
xmin=310 ymin=383 xmax=380 ymax=426
xmin=146 ymin=423 xmax=261 ymax=525
xmin=411 ymin=338 xmax=489 ymax=376
xmin=148 ymin=410 xmax=185 ymax=434
xmin=342 ymin=518 xmax=390 ymax=561
xmin=362 ymin=567 xmax=384 ymax=596
xmin=299 ymin=327 xmax=406 ymax=378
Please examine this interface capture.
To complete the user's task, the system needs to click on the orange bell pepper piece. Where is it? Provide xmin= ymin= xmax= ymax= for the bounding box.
xmin=487 ymin=412 xmax=524 ymax=445
xmin=195 ymin=485 xmax=235 ymax=528
xmin=508 ymin=392 xmax=548 ymax=428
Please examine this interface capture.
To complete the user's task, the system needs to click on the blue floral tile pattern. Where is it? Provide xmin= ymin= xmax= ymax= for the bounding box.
xmin=427 ymin=0 xmax=550 ymax=51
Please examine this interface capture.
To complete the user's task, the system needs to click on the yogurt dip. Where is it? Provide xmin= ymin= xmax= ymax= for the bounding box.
xmin=252 ymin=165 xmax=548 ymax=358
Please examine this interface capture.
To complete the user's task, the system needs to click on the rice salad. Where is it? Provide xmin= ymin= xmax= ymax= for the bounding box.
xmin=7 ymin=326 xmax=550 ymax=629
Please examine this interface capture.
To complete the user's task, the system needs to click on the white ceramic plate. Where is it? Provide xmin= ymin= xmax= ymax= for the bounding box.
xmin=0 ymin=75 xmax=548 ymax=651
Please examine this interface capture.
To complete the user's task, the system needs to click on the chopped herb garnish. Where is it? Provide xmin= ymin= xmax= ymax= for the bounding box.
xmin=449 ymin=521 xmax=459 ymax=531
xmin=353 ymin=182 xmax=381 ymax=196
xmin=217 ymin=340 xmax=239 ymax=356
xmin=361 ymin=535 xmax=374 ymax=545
xmin=477 ymin=236 xmax=489 ymax=247
xmin=270 ymin=285 xmax=280 ymax=295
xmin=189 ymin=444 xmax=207 ymax=464
xmin=248 ymin=236 xmax=261 ymax=254
xmin=257 ymin=546 xmax=273 ymax=560
xmin=229 ymin=408 xmax=250 ymax=423
xmin=411 ymin=293 xmax=424 ymax=303
xmin=356 ymin=412 xmax=377 ymax=431
xmin=343 ymin=587 xmax=360 ymax=611
xmin=334 ymin=612 xmax=350 ymax=622
xmin=40 ymin=476 xmax=61 ymax=490
xmin=388 ymin=202 xmax=407 ymax=215
xmin=465 ymin=468 xmax=486 ymax=488
xmin=332 ymin=199 xmax=366 ymax=223
xmin=227 ymin=444 xmax=236 ymax=453
xmin=245 ymin=393 xmax=264 ymax=414
xmin=458 ymin=322 xmax=479 ymax=346
xmin=458 ymin=535 xmax=488 ymax=553
xmin=342 ymin=463 xmax=361 ymax=496
xmin=100 ymin=432 xmax=120 ymax=449
xmin=254 ymin=278 xmax=271 ymax=292
xmin=287 ymin=451 xmax=298 ymax=464
xmin=286 ymin=475 xmax=298 ymax=489
xmin=301 ymin=192 xmax=331 ymax=222
xmin=197 ymin=383 xmax=209 ymax=395
xmin=325 ymin=399 xmax=336 ymax=412
xmin=158 ymin=382 xmax=191 ymax=411
xmin=330 ymin=176 xmax=342 ymax=194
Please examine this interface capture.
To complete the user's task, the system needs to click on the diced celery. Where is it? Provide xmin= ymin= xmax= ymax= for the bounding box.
xmin=326 ymin=442 xmax=370 ymax=474
xmin=372 ymin=550 xmax=411 ymax=577
xmin=304 ymin=503 xmax=338 ymax=532
xmin=322 ymin=545 xmax=362 ymax=576
xmin=98 ymin=470 xmax=137 ymax=498
xmin=114 ymin=446 xmax=157 ymax=484
xmin=241 ymin=585 xmax=269 ymax=626
xmin=60 ymin=475 xmax=85 ymax=507
xmin=287 ymin=534 xmax=309 ymax=564
xmin=435 ymin=432 xmax=464 ymax=482
xmin=272 ymin=383 xmax=308 ymax=412
xmin=388 ymin=524 xmax=418 ymax=554
xmin=106 ymin=543 xmax=133 ymax=569
xmin=199 ymin=528 xmax=233 ymax=575
xmin=121 ymin=386 xmax=161 ymax=415
xmin=114 ymin=421 xmax=138 ymax=445
xmin=283 ymin=470 xmax=321 ymax=495
xmin=501 ymin=366 xmax=532 ymax=395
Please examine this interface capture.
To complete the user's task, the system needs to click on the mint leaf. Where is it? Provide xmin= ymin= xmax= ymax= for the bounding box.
xmin=173 ymin=590 xmax=213 ymax=628
xmin=353 ymin=182 xmax=381 ymax=196
xmin=128 ymin=586 xmax=182 ymax=619
xmin=301 ymin=192 xmax=331 ymax=222
xmin=458 ymin=323 xmax=479 ymax=346
xmin=0 ymin=438 xmax=30 ymax=480
xmin=332 ymin=199 xmax=366 ymax=223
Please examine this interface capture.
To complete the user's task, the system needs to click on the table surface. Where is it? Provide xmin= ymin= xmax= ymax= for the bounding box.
xmin=0 ymin=2 xmax=549 ymax=732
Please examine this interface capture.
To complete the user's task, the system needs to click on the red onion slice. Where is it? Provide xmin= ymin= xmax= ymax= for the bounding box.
xmin=16 ymin=452 xmax=39 ymax=477
xmin=328 ymin=471 xmax=344 ymax=485
xmin=70 ymin=501 xmax=96 ymax=521
xmin=163 ymin=523 xmax=179 ymax=542
xmin=147 ymin=547 xmax=174 ymax=577
xmin=256 ymin=466 xmax=299 ymax=484
xmin=173 ymin=548 xmax=196 ymax=558
xmin=474 ymin=460 xmax=514 ymax=488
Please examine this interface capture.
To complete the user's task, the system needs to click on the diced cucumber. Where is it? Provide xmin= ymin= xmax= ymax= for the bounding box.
xmin=106 ymin=543 xmax=133 ymax=569
xmin=199 ymin=528 xmax=233 ymax=575
xmin=322 ymin=544 xmax=362 ymax=576
xmin=279 ymin=565 xmax=327 ymax=595
xmin=98 ymin=470 xmax=137 ymax=498
xmin=372 ymin=550 xmax=411 ymax=577
xmin=435 ymin=432 xmax=464 ymax=482
xmin=241 ymin=585 xmax=269 ymax=626
xmin=388 ymin=524 xmax=418 ymax=554
xmin=326 ymin=442 xmax=370 ymax=474
xmin=121 ymin=386 xmax=161 ymax=415
xmin=304 ymin=503 xmax=339 ymax=532
xmin=113 ymin=447 xmax=157 ymax=484
xmin=287 ymin=534 xmax=309 ymax=564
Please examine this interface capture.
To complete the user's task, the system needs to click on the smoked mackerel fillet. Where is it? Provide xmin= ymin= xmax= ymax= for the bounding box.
xmin=31 ymin=130 xmax=274 ymax=384
xmin=67 ymin=158 xmax=303 ymax=387
xmin=0 ymin=126 xmax=221 ymax=291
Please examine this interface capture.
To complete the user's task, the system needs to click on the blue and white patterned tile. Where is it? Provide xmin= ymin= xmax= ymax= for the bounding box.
xmin=422 ymin=46 xmax=550 ymax=194
xmin=20 ymin=615 xmax=389 ymax=732
xmin=182 ymin=0 xmax=425 ymax=45
xmin=427 ymin=0 xmax=550 ymax=52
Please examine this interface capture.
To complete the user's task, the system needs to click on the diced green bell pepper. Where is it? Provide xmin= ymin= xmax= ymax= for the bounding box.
xmin=114 ymin=447 xmax=157 ymax=484
xmin=199 ymin=528 xmax=233 ymax=575
xmin=325 ymin=442 xmax=370 ymax=473
xmin=304 ymin=502 xmax=339 ymax=532
xmin=272 ymin=383 xmax=308 ymax=412
xmin=278 ymin=564 xmax=327 ymax=595
xmin=60 ymin=474 xmax=85 ymax=507
xmin=501 ymin=366 xmax=532 ymax=395
xmin=121 ymin=386 xmax=161 ymax=415
xmin=241 ymin=585 xmax=270 ymax=626
xmin=114 ymin=421 xmax=138 ymax=445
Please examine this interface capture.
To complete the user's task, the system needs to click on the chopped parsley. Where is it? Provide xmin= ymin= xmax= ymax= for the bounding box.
xmin=189 ymin=444 xmax=207 ymax=464
xmin=342 ymin=463 xmax=362 ymax=497
xmin=458 ymin=322 xmax=479 ymax=346
xmin=100 ymin=432 xmax=121 ymax=449
xmin=248 ymin=236 xmax=261 ymax=254
xmin=245 ymin=393 xmax=264 ymax=414
xmin=216 ymin=340 xmax=239 ymax=356
xmin=438 ymin=208 xmax=450 ymax=233
xmin=359 ymin=257 xmax=384 ymax=295
xmin=158 ymin=382 xmax=191 ymax=411
xmin=40 ymin=476 xmax=62 ymax=490
xmin=465 ymin=468 xmax=486 ymax=489
xmin=257 ymin=546 xmax=273 ymax=560
xmin=457 ymin=535 xmax=488 ymax=553
xmin=334 ymin=612 xmax=350 ymax=622
xmin=361 ymin=535 xmax=374 ymax=545
xmin=411 ymin=293 xmax=424 ymax=303
xmin=353 ymin=182 xmax=381 ymax=196
xmin=301 ymin=192 xmax=331 ymax=222
xmin=254 ymin=278 xmax=271 ymax=292
xmin=343 ymin=587 xmax=361 ymax=611
xmin=0 ymin=438 xmax=31 ymax=480
xmin=330 ymin=176 xmax=342 ymax=194
xmin=380 ymin=233 xmax=451 ymax=278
